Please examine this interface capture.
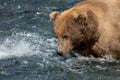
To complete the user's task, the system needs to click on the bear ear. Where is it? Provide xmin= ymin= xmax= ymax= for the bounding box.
xmin=50 ymin=11 xmax=60 ymax=21
xmin=76 ymin=12 xmax=88 ymax=26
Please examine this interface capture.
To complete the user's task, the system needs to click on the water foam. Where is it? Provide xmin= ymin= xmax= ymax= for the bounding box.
xmin=0 ymin=38 xmax=34 ymax=59
xmin=0 ymin=32 xmax=56 ymax=59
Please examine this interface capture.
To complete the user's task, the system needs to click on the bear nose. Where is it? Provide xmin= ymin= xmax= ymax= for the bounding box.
xmin=56 ymin=50 xmax=63 ymax=56
xmin=57 ymin=52 xmax=63 ymax=56
xmin=56 ymin=46 xmax=64 ymax=56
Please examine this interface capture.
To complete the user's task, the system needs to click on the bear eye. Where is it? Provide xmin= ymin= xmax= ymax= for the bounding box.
xmin=63 ymin=35 xmax=69 ymax=39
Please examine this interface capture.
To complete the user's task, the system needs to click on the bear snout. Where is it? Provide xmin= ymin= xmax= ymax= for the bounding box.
xmin=56 ymin=51 xmax=63 ymax=56
xmin=56 ymin=46 xmax=64 ymax=56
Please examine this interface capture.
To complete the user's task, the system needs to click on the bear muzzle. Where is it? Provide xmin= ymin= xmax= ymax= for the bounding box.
xmin=56 ymin=46 xmax=64 ymax=56
xmin=56 ymin=40 xmax=73 ymax=56
xmin=56 ymin=46 xmax=72 ymax=56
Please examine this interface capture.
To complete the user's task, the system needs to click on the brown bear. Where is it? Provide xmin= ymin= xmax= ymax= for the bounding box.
xmin=50 ymin=0 xmax=120 ymax=59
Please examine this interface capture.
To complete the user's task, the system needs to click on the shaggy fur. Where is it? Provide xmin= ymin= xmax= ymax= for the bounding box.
xmin=50 ymin=0 xmax=120 ymax=59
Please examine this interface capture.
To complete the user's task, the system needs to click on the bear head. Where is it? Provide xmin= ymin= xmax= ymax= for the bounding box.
xmin=50 ymin=10 xmax=99 ymax=56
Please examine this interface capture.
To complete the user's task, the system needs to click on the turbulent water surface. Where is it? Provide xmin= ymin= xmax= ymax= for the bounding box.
xmin=0 ymin=0 xmax=120 ymax=80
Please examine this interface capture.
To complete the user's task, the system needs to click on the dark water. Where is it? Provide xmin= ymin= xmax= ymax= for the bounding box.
xmin=0 ymin=0 xmax=120 ymax=80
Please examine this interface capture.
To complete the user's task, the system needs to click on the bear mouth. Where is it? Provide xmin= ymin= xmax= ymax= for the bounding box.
xmin=70 ymin=51 xmax=78 ymax=58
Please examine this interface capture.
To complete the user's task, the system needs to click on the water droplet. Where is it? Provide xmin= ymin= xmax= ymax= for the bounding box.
xmin=17 ymin=5 xmax=21 ymax=9
xmin=36 ymin=12 xmax=41 ymax=15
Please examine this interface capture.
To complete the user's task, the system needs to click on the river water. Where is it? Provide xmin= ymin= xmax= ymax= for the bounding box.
xmin=0 ymin=0 xmax=120 ymax=80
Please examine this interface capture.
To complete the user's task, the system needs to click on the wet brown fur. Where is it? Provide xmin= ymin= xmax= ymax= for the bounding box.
xmin=50 ymin=0 xmax=120 ymax=59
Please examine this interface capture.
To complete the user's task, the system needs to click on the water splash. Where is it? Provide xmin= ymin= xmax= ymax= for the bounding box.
xmin=0 ymin=32 xmax=56 ymax=59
